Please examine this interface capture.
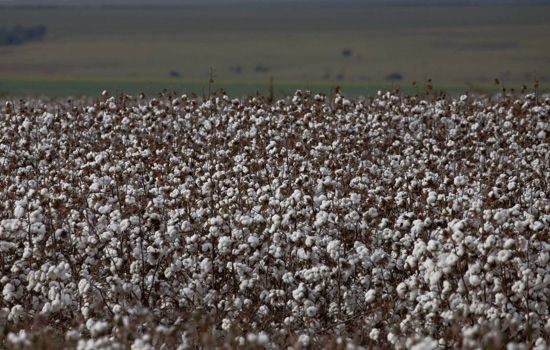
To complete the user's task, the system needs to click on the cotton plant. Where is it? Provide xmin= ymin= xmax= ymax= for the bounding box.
xmin=0 ymin=91 xmax=549 ymax=349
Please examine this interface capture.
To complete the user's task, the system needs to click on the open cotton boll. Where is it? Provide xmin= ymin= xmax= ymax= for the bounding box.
xmin=427 ymin=191 xmax=437 ymax=205
xmin=454 ymin=176 xmax=467 ymax=186
xmin=365 ymin=289 xmax=376 ymax=303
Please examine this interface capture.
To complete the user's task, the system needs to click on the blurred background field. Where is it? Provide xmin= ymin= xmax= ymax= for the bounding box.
xmin=0 ymin=1 xmax=549 ymax=97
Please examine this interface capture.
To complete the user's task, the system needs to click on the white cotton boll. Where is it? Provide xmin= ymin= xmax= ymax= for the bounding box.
xmin=314 ymin=211 xmax=328 ymax=228
xmin=371 ymin=249 xmax=385 ymax=264
xmin=297 ymin=248 xmax=310 ymax=260
xmin=14 ymin=205 xmax=25 ymax=219
xmin=257 ymin=332 xmax=269 ymax=346
xmin=90 ymin=321 xmax=109 ymax=337
xmin=120 ymin=219 xmax=130 ymax=231
xmin=534 ymin=338 xmax=547 ymax=350
xmin=298 ymin=334 xmax=311 ymax=347
xmin=512 ymin=281 xmax=525 ymax=294
xmin=446 ymin=253 xmax=459 ymax=267
xmin=65 ymin=330 xmax=80 ymax=343
xmin=411 ymin=336 xmax=438 ymax=350
xmin=367 ymin=207 xmax=378 ymax=217
xmin=514 ymin=221 xmax=526 ymax=233
xmin=467 ymin=263 xmax=481 ymax=276
xmin=2 ymin=283 xmax=14 ymax=302
xmin=183 ymin=288 xmax=194 ymax=299
xmin=412 ymin=241 xmax=427 ymax=258
xmin=292 ymin=284 xmax=307 ymax=301
xmin=531 ymin=221 xmax=544 ymax=231
xmin=427 ymin=240 xmax=439 ymax=252
xmin=430 ymin=271 xmax=442 ymax=286
xmin=538 ymin=252 xmax=550 ymax=265
xmin=98 ymin=204 xmax=112 ymax=214
xmin=365 ymin=289 xmax=376 ymax=303
xmin=240 ymin=215 xmax=252 ymax=226
xmin=320 ymin=200 xmax=331 ymax=210
xmin=248 ymin=236 xmax=260 ymax=248
xmin=218 ymin=236 xmax=233 ymax=254
xmin=493 ymin=210 xmax=509 ymax=225
xmin=327 ymin=240 xmax=341 ymax=259
xmin=369 ymin=328 xmax=380 ymax=341
xmin=451 ymin=230 xmax=464 ymax=243
xmin=51 ymin=299 xmax=61 ymax=312
xmin=41 ymin=302 xmax=52 ymax=314
xmin=306 ymin=306 xmax=318 ymax=317
xmin=495 ymin=293 xmax=507 ymax=306
xmin=221 ymin=318 xmax=232 ymax=331
xmin=497 ymin=250 xmax=512 ymax=263
xmin=503 ymin=239 xmax=515 ymax=249
xmin=282 ymin=272 xmax=294 ymax=284
xmin=405 ymin=255 xmax=417 ymax=269
xmin=200 ymin=258 xmax=212 ymax=274
xmin=396 ymin=282 xmax=407 ymax=296
xmin=442 ymin=280 xmax=452 ymax=294
xmin=78 ymin=279 xmax=91 ymax=294
xmin=454 ymin=176 xmax=467 ymax=186
xmin=469 ymin=275 xmax=481 ymax=287
xmin=350 ymin=193 xmax=361 ymax=205
xmin=484 ymin=235 xmax=496 ymax=249
xmin=122 ymin=283 xmax=133 ymax=293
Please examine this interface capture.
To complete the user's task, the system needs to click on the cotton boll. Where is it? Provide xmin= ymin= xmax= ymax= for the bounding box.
xmin=411 ymin=336 xmax=438 ymax=350
xmin=292 ymin=283 xmax=306 ymax=301
xmin=429 ymin=271 xmax=443 ymax=286
xmin=493 ymin=210 xmax=509 ymax=225
xmin=445 ymin=253 xmax=459 ymax=267
xmin=503 ymin=239 xmax=515 ymax=249
xmin=248 ymin=236 xmax=260 ymax=248
xmin=306 ymin=305 xmax=318 ymax=317
xmin=350 ymin=193 xmax=361 ymax=205
xmin=365 ymin=289 xmax=376 ymax=303
xmin=257 ymin=332 xmax=269 ymax=346
xmin=367 ymin=207 xmax=378 ymax=217
xmin=14 ymin=205 xmax=25 ymax=219
xmin=314 ymin=211 xmax=329 ymax=228
xmin=327 ymin=240 xmax=341 ymax=259
xmin=369 ymin=328 xmax=380 ymax=341
xmin=427 ymin=191 xmax=438 ymax=205
xmin=497 ymin=250 xmax=512 ymax=263
xmin=469 ymin=275 xmax=481 ymax=287
xmin=427 ymin=240 xmax=439 ymax=252
xmin=454 ymin=176 xmax=467 ymax=186
xmin=298 ymin=334 xmax=311 ymax=347
xmin=397 ymin=282 xmax=407 ymax=296
xmin=200 ymin=258 xmax=212 ymax=274
xmin=451 ymin=230 xmax=464 ymax=243
xmin=538 ymin=252 xmax=550 ymax=265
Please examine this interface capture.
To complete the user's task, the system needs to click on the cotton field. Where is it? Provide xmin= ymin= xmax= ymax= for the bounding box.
xmin=1 ymin=89 xmax=549 ymax=349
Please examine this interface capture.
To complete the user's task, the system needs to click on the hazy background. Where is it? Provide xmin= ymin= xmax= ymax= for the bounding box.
xmin=0 ymin=0 xmax=549 ymax=96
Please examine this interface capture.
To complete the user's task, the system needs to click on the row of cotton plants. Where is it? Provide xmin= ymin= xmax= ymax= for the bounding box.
xmin=0 ymin=89 xmax=549 ymax=349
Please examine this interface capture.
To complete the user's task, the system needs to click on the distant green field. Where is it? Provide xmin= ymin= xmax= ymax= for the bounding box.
xmin=0 ymin=76 xmax=534 ymax=98
xmin=0 ymin=5 xmax=549 ymax=96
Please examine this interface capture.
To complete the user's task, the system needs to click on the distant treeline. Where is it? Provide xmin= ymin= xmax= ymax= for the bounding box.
xmin=0 ymin=25 xmax=47 ymax=46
